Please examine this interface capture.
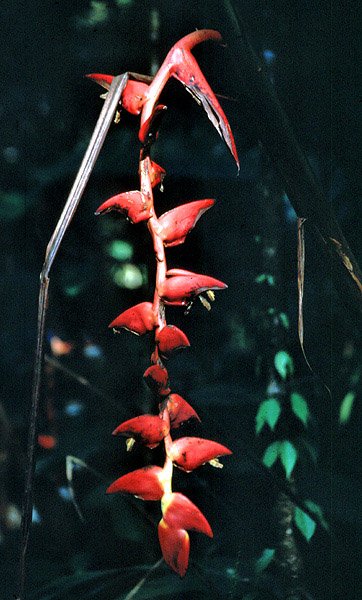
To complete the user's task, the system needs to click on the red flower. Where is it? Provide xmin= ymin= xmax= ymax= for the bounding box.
xmin=143 ymin=364 xmax=171 ymax=396
xmin=106 ymin=466 xmax=164 ymax=500
xmin=86 ymin=73 xmax=148 ymax=115
xmin=95 ymin=190 xmax=152 ymax=224
xmin=148 ymin=160 xmax=165 ymax=189
xmin=158 ymin=199 xmax=215 ymax=247
xmin=156 ymin=325 xmax=190 ymax=357
xmin=113 ymin=415 xmax=169 ymax=448
xmin=159 ymin=269 xmax=227 ymax=306
xmin=160 ymin=393 xmax=200 ymax=429
xmin=139 ymin=30 xmax=239 ymax=168
xmin=168 ymin=437 xmax=232 ymax=471
xmin=109 ymin=302 xmax=154 ymax=336
xmin=158 ymin=519 xmax=190 ymax=577
xmin=161 ymin=492 xmax=213 ymax=537
xmin=139 ymin=104 xmax=167 ymax=147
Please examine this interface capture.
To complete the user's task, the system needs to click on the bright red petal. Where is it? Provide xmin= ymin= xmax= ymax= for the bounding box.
xmin=159 ymin=199 xmax=215 ymax=247
xmin=139 ymin=30 xmax=239 ymax=168
xmin=121 ymin=80 xmax=148 ymax=115
xmin=86 ymin=74 xmax=148 ymax=116
xmin=149 ymin=160 xmax=166 ymax=188
xmin=86 ymin=73 xmax=114 ymax=90
xmin=156 ymin=325 xmax=190 ymax=357
xmin=109 ymin=302 xmax=154 ymax=335
xmin=106 ymin=466 xmax=164 ymax=500
xmin=158 ymin=519 xmax=190 ymax=577
xmin=169 ymin=437 xmax=232 ymax=471
xmin=162 ymin=492 xmax=213 ymax=537
xmin=143 ymin=364 xmax=171 ymax=396
xmin=113 ymin=415 xmax=169 ymax=447
xmin=139 ymin=104 xmax=167 ymax=146
xmin=159 ymin=270 xmax=227 ymax=305
xmin=95 ymin=190 xmax=152 ymax=224
xmin=161 ymin=393 xmax=200 ymax=428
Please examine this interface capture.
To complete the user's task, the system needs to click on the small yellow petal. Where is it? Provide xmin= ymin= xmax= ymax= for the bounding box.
xmin=126 ymin=437 xmax=135 ymax=452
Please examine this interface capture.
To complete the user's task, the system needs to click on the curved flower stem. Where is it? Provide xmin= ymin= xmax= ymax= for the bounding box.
xmin=139 ymin=155 xmax=167 ymax=342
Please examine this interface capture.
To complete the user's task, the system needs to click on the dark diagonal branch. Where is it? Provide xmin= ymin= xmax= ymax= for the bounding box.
xmin=223 ymin=0 xmax=362 ymax=317
xmin=17 ymin=74 xmax=129 ymax=600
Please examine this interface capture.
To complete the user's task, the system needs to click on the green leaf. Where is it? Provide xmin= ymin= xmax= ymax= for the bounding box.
xmin=274 ymin=350 xmax=294 ymax=380
xmin=256 ymin=398 xmax=281 ymax=434
xmin=255 ymin=273 xmax=266 ymax=283
xmin=279 ymin=312 xmax=290 ymax=329
xmin=290 ymin=392 xmax=309 ymax=426
xmin=339 ymin=391 xmax=356 ymax=424
xmin=107 ymin=240 xmax=133 ymax=261
xmin=255 ymin=548 xmax=275 ymax=573
xmin=294 ymin=506 xmax=316 ymax=541
xmin=262 ymin=441 xmax=280 ymax=469
xmin=279 ymin=440 xmax=297 ymax=479
xmin=304 ymin=500 xmax=329 ymax=531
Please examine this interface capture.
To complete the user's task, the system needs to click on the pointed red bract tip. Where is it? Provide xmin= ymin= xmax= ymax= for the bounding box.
xmin=143 ymin=364 xmax=171 ymax=396
xmin=95 ymin=190 xmax=152 ymax=224
xmin=156 ymin=325 xmax=190 ymax=358
xmin=169 ymin=437 xmax=232 ymax=471
xmin=160 ymin=393 xmax=200 ymax=428
xmin=159 ymin=199 xmax=215 ymax=247
xmin=158 ymin=519 xmax=190 ymax=577
xmin=161 ymin=492 xmax=213 ymax=537
xmin=174 ymin=29 xmax=222 ymax=51
xmin=86 ymin=73 xmax=114 ymax=90
xmin=149 ymin=160 xmax=166 ymax=188
xmin=106 ymin=466 xmax=164 ymax=500
xmin=113 ymin=415 xmax=169 ymax=448
xmin=109 ymin=302 xmax=154 ymax=335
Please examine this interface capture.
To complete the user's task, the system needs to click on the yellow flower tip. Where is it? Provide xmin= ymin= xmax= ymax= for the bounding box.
xmin=208 ymin=457 xmax=224 ymax=469
xmin=126 ymin=437 xmax=136 ymax=452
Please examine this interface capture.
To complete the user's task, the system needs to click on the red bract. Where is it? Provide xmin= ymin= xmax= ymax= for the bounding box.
xmin=162 ymin=492 xmax=213 ymax=537
xmin=139 ymin=30 xmax=239 ymax=168
xmin=113 ymin=415 xmax=169 ymax=448
xmin=160 ymin=393 xmax=200 ymax=428
xmin=168 ymin=437 xmax=232 ymax=471
xmin=95 ymin=190 xmax=151 ymax=224
xmin=156 ymin=325 xmax=190 ymax=357
xmin=139 ymin=104 xmax=167 ymax=147
xmin=148 ymin=160 xmax=165 ymax=188
xmin=89 ymin=31 xmax=236 ymax=578
xmin=86 ymin=73 xmax=148 ymax=115
xmin=158 ymin=199 xmax=215 ymax=247
xmin=143 ymin=364 xmax=171 ymax=396
xmin=106 ymin=466 xmax=164 ymax=500
xmin=109 ymin=302 xmax=154 ymax=336
xmin=159 ymin=269 xmax=227 ymax=305
xmin=158 ymin=519 xmax=190 ymax=577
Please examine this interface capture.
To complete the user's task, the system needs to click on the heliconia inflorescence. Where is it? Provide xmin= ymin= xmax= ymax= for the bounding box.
xmin=88 ymin=29 xmax=237 ymax=577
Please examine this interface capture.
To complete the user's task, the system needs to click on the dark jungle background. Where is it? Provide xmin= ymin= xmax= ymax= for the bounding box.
xmin=1 ymin=1 xmax=361 ymax=599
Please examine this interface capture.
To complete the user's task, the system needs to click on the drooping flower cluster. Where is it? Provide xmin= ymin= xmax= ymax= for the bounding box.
xmin=89 ymin=30 xmax=238 ymax=577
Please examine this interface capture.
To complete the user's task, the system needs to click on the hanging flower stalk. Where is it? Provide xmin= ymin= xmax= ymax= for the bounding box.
xmin=89 ymin=30 xmax=238 ymax=577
